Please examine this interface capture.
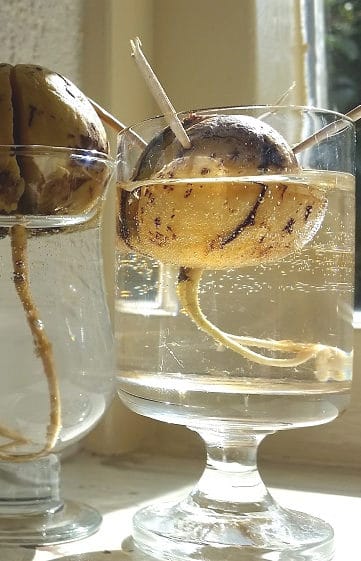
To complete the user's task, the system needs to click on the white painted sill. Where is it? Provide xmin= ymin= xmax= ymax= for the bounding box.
xmin=7 ymin=450 xmax=360 ymax=561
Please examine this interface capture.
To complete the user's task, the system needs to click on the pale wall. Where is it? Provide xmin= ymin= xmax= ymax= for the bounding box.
xmin=0 ymin=0 xmax=85 ymax=85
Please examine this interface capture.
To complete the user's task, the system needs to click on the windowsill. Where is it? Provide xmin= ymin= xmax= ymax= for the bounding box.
xmin=11 ymin=450 xmax=360 ymax=561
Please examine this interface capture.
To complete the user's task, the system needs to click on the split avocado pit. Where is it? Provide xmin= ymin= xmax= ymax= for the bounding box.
xmin=0 ymin=63 xmax=109 ymax=461
xmin=0 ymin=63 xmax=109 ymax=215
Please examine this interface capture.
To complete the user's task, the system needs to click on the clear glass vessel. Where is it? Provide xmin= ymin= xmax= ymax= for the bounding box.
xmin=116 ymin=107 xmax=355 ymax=561
xmin=0 ymin=146 xmax=115 ymax=545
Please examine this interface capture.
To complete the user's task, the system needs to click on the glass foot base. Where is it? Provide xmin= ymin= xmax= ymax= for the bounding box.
xmin=0 ymin=500 xmax=101 ymax=546
xmin=133 ymin=502 xmax=334 ymax=561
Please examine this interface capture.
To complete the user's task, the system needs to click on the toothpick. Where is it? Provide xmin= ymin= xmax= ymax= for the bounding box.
xmin=345 ymin=104 xmax=361 ymax=122
xmin=294 ymin=104 xmax=361 ymax=154
xmin=89 ymin=97 xmax=127 ymax=132
xmin=130 ymin=37 xmax=191 ymax=149
xmin=259 ymin=82 xmax=297 ymax=121
xmin=89 ymin=97 xmax=146 ymax=147
xmin=274 ymin=81 xmax=296 ymax=106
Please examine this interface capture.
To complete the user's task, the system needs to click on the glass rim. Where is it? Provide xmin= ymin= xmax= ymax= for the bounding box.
xmin=117 ymin=104 xmax=355 ymax=137
xmin=0 ymin=144 xmax=113 ymax=162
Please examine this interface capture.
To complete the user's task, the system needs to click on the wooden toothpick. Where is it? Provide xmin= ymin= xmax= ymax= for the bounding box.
xmin=89 ymin=97 xmax=146 ymax=148
xmin=294 ymin=104 xmax=361 ymax=154
xmin=130 ymin=37 xmax=191 ymax=149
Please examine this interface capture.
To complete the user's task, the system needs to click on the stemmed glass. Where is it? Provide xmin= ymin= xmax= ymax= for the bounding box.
xmin=0 ymin=146 xmax=115 ymax=545
xmin=116 ymin=106 xmax=355 ymax=561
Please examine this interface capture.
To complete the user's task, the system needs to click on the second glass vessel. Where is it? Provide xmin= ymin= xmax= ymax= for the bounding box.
xmin=116 ymin=106 xmax=355 ymax=561
xmin=0 ymin=146 xmax=115 ymax=545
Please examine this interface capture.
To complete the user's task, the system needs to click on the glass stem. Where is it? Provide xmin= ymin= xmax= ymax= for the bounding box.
xmin=186 ymin=426 xmax=275 ymax=514
xmin=0 ymin=453 xmax=63 ymax=515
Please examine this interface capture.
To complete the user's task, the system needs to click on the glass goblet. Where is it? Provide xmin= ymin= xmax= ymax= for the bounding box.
xmin=0 ymin=146 xmax=115 ymax=545
xmin=116 ymin=107 xmax=355 ymax=561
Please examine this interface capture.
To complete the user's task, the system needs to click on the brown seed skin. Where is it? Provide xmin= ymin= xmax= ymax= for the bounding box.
xmin=119 ymin=115 xmax=327 ymax=269
xmin=0 ymin=64 xmax=25 ymax=213
xmin=0 ymin=63 xmax=110 ymax=216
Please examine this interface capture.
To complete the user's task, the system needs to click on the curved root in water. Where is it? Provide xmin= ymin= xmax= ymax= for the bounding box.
xmin=177 ymin=267 xmax=350 ymax=382
xmin=0 ymin=225 xmax=62 ymax=462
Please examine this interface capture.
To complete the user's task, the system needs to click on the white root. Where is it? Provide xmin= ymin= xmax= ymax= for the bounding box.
xmin=0 ymin=225 xmax=62 ymax=462
xmin=177 ymin=267 xmax=350 ymax=381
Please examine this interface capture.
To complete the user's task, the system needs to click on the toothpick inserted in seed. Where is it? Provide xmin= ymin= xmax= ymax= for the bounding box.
xmin=89 ymin=97 xmax=147 ymax=148
xmin=294 ymin=104 xmax=361 ymax=154
xmin=130 ymin=37 xmax=191 ymax=149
